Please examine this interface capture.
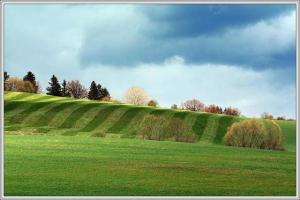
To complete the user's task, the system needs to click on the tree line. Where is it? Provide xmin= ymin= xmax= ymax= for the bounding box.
xmin=4 ymin=71 xmax=110 ymax=101
xmin=4 ymin=71 xmax=290 ymax=119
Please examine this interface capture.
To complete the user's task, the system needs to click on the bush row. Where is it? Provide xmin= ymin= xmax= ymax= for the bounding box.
xmin=138 ymin=115 xmax=198 ymax=143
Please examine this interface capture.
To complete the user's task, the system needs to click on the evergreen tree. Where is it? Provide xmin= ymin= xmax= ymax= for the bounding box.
xmin=4 ymin=71 xmax=9 ymax=90
xmin=4 ymin=71 xmax=9 ymax=81
xmin=100 ymin=87 xmax=110 ymax=99
xmin=97 ymin=84 xmax=103 ymax=99
xmin=97 ymin=84 xmax=102 ymax=92
xmin=46 ymin=75 xmax=62 ymax=96
xmin=62 ymin=80 xmax=70 ymax=97
xmin=88 ymin=81 xmax=100 ymax=100
xmin=23 ymin=71 xmax=38 ymax=93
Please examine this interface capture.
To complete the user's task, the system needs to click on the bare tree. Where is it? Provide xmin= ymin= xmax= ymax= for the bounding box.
xmin=124 ymin=86 xmax=150 ymax=105
xmin=66 ymin=80 xmax=87 ymax=99
xmin=36 ymin=81 xmax=43 ymax=94
xmin=5 ymin=77 xmax=35 ymax=93
xmin=181 ymin=99 xmax=205 ymax=112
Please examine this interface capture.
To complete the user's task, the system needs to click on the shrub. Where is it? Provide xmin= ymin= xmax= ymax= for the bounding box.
xmin=262 ymin=120 xmax=283 ymax=150
xmin=223 ymin=107 xmax=241 ymax=116
xmin=91 ymin=131 xmax=106 ymax=137
xmin=148 ymin=100 xmax=158 ymax=107
xmin=101 ymin=96 xmax=111 ymax=101
xmin=223 ymin=119 xmax=283 ymax=150
xmin=171 ymin=104 xmax=178 ymax=109
xmin=224 ymin=119 xmax=265 ymax=148
xmin=276 ymin=116 xmax=286 ymax=120
xmin=166 ymin=118 xmax=197 ymax=143
xmin=23 ymin=81 xmax=36 ymax=93
xmin=261 ymin=112 xmax=274 ymax=120
xmin=139 ymin=115 xmax=168 ymax=141
xmin=138 ymin=116 xmax=198 ymax=143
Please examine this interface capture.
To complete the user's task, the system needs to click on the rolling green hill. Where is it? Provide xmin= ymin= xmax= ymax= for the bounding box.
xmin=4 ymin=91 xmax=296 ymax=150
xmin=4 ymin=91 xmax=296 ymax=196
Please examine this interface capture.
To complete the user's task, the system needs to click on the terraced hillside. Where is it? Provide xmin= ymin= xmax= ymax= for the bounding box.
xmin=4 ymin=91 xmax=296 ymax=148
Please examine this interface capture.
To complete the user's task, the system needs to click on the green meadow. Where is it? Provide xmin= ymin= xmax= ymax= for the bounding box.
xmin=4 ymin=91 xmax=296 ymax=196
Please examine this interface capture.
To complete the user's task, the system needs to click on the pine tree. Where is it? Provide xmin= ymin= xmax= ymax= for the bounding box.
xmin=23 ymin=71 xmax=38 ymax=93
xmin=46 ymin=75 xmax=62 ymax=96
xmin=4 ymin=71 xmax=9 ymax=81
xmin=62 ymin=80 xmax=70 ymax=97
xmin=97 ymin=84 xmax=103 ymax=99
xmin=4 ymin=71 xmax=9 ymax=90
xmin=88 ymin=81 xmax=100 ymax=100
xmin=100 ymin=87 xmax=110 ymax=99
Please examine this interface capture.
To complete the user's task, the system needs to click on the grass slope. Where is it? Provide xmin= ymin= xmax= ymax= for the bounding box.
xmin=4 ymin=91 xmax=296 ymax=196
xmin=5 ymin=91 xmax=295 ymax=147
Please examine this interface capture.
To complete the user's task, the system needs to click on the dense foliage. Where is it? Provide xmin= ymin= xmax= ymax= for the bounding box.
xmin=224 ymin=119 xmax=283 ymax=150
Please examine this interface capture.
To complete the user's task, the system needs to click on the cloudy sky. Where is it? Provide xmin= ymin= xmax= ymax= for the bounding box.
xmin=4 ymin=4 xmax=296 ymax=118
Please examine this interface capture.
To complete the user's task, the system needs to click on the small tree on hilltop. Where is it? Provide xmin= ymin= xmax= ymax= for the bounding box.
xmin=276 ymin=116 xmax=286 ymax=120
xmin=88 ymin=81 xmax=100 ymax=100
xmin=46 ymin=75 xmax=62 ymax=96
xmin=223 ymin=107 xmax=240 ymax=116
xmin=62 ymin=80 xmax=70 ymax=97
xmin=205 ymin=104 xmax=223 ymax=114
xmin=261 ymin=112 xmax=274 ymax=120
xmin=99 ymin=86 xmax=110 ymax=100
xmin=67 ymin=80 xmax=87 ymax=99
xmin=182 ymin=99 xmax=205 ymax=112
xmin=5 ymin=77 xmax=35 ymax=93
xmin=124 ymin=86 xmax=150 ymax=105
xmin=23 ymin=71 xmax=38 ymax=93
xmin=148 ymin=100 xmax=158 ymax=107
xmin=171 ymin=104 xmax=178 ymax=109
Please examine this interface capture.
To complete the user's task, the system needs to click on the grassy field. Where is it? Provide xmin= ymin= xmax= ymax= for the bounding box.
xmin=4 ymin=91 xmax=297 ymax=196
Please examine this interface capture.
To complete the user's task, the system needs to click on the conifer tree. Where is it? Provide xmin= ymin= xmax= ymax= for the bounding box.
xmin=4 ymin=71 xmax=9 ymax=81
xmin=100 ymin=87 xmax=110 ymax=99
xmin=46 ymin=75 xmax=62 ymax=96
xmin=23 ymin=71 xmax=38 ymax=93
xmin=62 ymin=80 xmax=70 ymax=97
xmin=88 ymin=81 xmax=100 ymax=100
xmin=4 ymin=71 xmax=9 ymax=90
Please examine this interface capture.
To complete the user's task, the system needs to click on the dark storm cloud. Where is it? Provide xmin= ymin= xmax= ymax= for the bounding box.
xmin=140 ymin=4 xmax=294 ymax=38
xmin=79 ymin=4 xmax=296 ymax=69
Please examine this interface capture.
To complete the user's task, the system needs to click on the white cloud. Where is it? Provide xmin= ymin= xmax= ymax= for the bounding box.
xmin=78 ymin=57 xmax=295 ymax=118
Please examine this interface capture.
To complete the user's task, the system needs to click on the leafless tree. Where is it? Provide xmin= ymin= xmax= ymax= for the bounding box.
xmin=124 ymin=86 xmax=150 ymax=105
xmin=181 ymin=99 xmax=205 ymax=112
xmin=66 ymin=80 xmax=87 ymax=99
xmin=5 ymin=77 xmax=35 ymax=93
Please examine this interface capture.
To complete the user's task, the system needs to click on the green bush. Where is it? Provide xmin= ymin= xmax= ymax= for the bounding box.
xmin=223 ymin=119 xmax=283 ymax=150
xmin=262 ymin=120 xmax=283 ymax=150
xmin=148 ymin=100 xmax=158 ymax=107
xmin=138 ymin=115 xmax=198 ymax=143
xmin=139 ymin=115 xmax=168 ymax=141
xmin=166 ymin=118 xmax=197 ymax=143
